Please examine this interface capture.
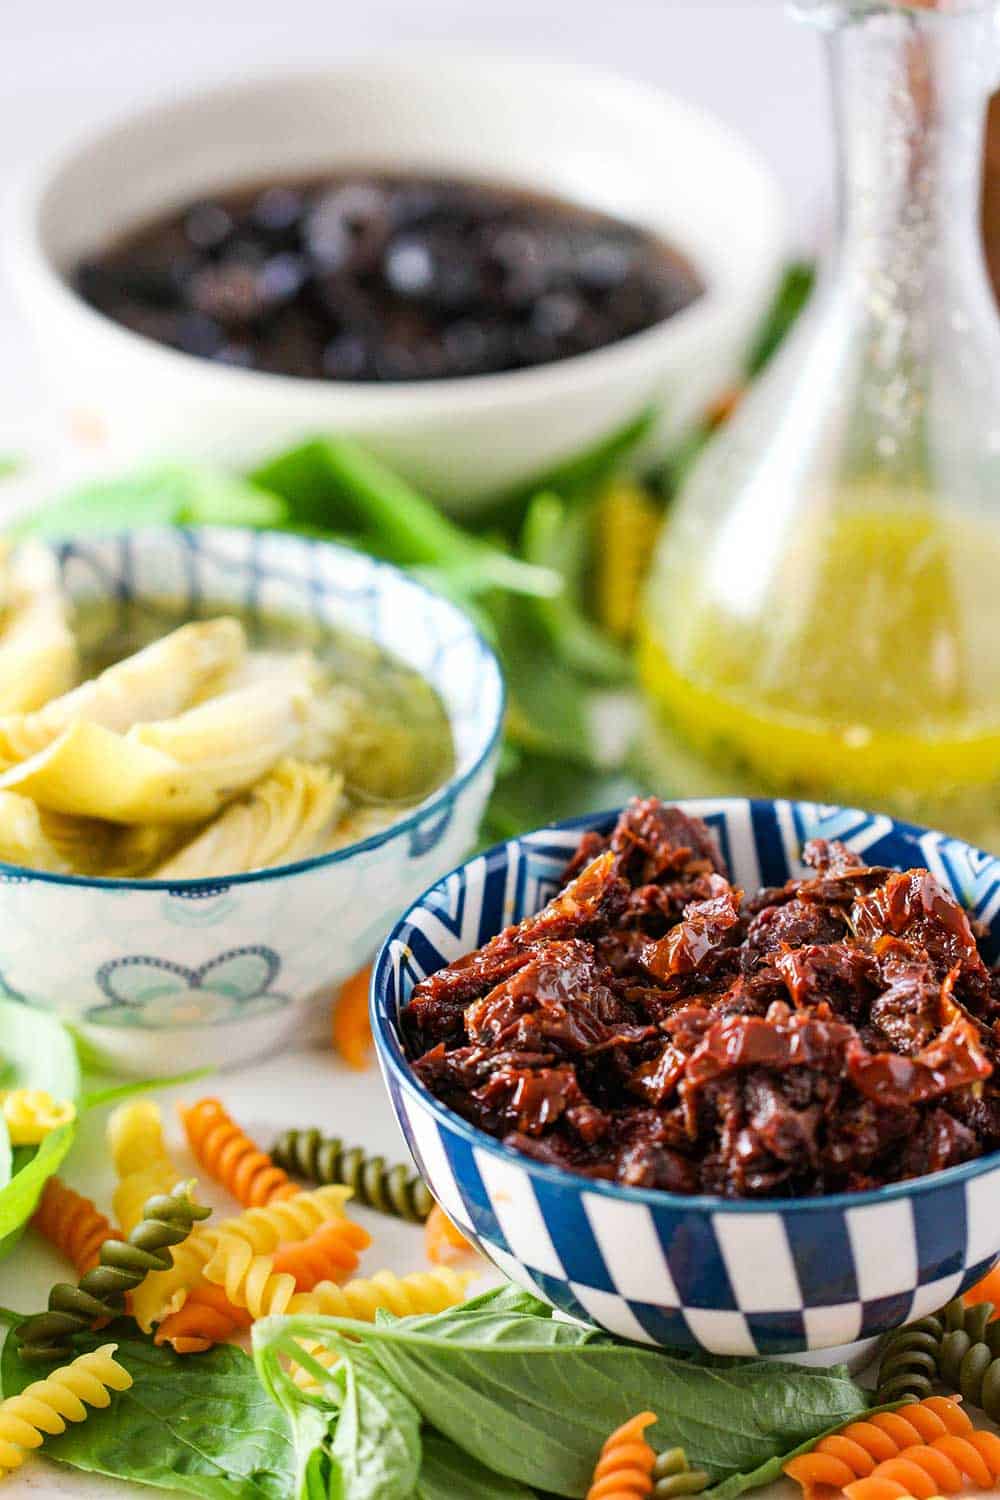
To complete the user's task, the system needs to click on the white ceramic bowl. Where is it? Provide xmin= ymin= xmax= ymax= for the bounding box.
xmin=0 ymin=527 xmax=502 ymax=1076
xmin=5 ymin=52 xmax=788 ymax=508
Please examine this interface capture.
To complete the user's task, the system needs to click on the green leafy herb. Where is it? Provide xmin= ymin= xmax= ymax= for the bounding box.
xmin=254 ymin=1287 xmax=869 ymax=1500
xmin=0 ymin=999 xmax=81 ymax=1257
xmin=0 ymin=456 xmax=22 ymax=481
xmin=745 ymin=262 xmax=814 ymax=377
xmin=256 ymin=1331 xmax=422 ymax=1500
xmin=478 ymin=407 xmax=658 ymax=531
xmin=0 ymin=996 xmax=80 ymax=1099
xmin=253 ymin=437 xmax=558 ymax=599
xmin=416 ymin=1433 xmax=539 ymax=1500
xmin=521 ymin=494 xmax=630 ymax=683
xmin=482 ymin=753 xmax=645 ymax=844
xmin=1 ymin=1321 xmax=296 ymax=1500
xmin=15 ymin=464 xmax=287 ymax=540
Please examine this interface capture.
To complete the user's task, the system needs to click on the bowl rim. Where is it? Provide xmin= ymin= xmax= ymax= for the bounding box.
xmin=0 ymin=524 xmax=504 ymax=892
xmin=372 ymin=797 xmax=1000 ymax=1216
xmin=6 ymin=48 xmax=787 ymax=410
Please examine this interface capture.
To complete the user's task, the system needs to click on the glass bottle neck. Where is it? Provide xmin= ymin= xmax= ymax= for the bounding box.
xmin=825 ymin=5 xmax=995 ymax=268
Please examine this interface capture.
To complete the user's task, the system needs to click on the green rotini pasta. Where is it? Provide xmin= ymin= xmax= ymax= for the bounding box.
xmin=652 ymin=1446 xmax=709 ymax=1498
xmin=271 ymin=1127 xmax=434 ymax=1222
xmin=18 ymin=1182 xmax=210 ymax=1362
xmin=875 ymin=1311 xmax=946 ymax=1403
xmin=938 ymin=1297 xmax=1000 ymax=1421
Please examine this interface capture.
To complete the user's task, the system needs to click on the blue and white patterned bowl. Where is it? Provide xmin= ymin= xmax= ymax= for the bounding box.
xmin=0 ymin=527 xmax=502 ymax=1076
xmin=374 ymin=798 xmax=1000 ymax=1357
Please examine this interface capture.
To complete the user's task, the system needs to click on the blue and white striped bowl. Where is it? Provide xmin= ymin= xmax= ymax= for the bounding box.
xmin=0 ymin=527 xmax=503 ymax=1076
xmin=373 ymin=798 xmax=1000 ymax=1357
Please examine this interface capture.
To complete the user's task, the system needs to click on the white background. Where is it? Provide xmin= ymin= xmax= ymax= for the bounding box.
xmin=0 ymin=0 xmax=829 ymax=456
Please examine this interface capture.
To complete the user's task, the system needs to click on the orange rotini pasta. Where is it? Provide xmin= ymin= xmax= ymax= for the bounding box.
xmin=179 ymin=1098 xmax=298 ymax=1207
xmin=425 ymin=1203 xmax=477 ymax=1266
xmin=331 ymin=965 xmax=373 ymax=1070
xmin=270 ymin=1217 xmax=371 ymax=1291
xmin=154 ymin=1284 xmax=253 ymax=1355
xmin=784 ymin=1397 xmax=975 ymax=1498
xmin=31 ymin=1178 xmax=122 ymax=1277
xmin=587 ymin=1411 xmax=657 ymax=1500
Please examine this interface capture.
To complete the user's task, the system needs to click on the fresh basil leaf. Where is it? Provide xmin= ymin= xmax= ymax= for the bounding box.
xmin=0 ymin=1115 xmax=10 ymax=1192
xmin=0 ymin=997 xmax=80 ymax=1100
xmin=417 ymin=1433 xmax=539 ymax=1500
xmin=253 ymin=437 xmax=557 ymax=600
xmin=80 ymin=1066 xmax=213 ymax=1111
xmin=521 ymin=493 xmax=630 ymax=684
xmin=293 ymin=1304 xmax=868 ymax=1498
xmin=703 ymin=1398 xmax=905 ymax=1500
xmin=482 ymin=752 xmax=645 ymax=843
xmin=16 ymin=464 xmax=286 ymax=541
xmin=0 ymin=1126 xmax=75 ymax=1259
xmin=1 ymin=1321 xmax=295 ymax=1499
xmin=329 ymin=1344 xmax=421 ymax=1500
xmin=254 ymin=1322 xmax=421 ymax=1500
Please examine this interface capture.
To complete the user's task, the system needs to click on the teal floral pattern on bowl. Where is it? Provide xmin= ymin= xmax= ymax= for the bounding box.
xmin=87 ymin=947 xmax=286 ymax=1029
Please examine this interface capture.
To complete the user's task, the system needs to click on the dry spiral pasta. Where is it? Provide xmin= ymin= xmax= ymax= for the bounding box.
xmin=271 ymin=1127 xmax=434 ymax=1222
xmin=650 ymin=1449 xmax=709 ymax=1499
xmin=129 ymin=1183 xmax=355 ymax=1332
xmin=18 ymin=1182 xmax=210 ymax=1361
xmin=107 ymin=1100 xmax=181 ymax=1234
xmin=586 ymin=1411 xmax=657 ymax=1500
xmin=0 ymin=1343 xmax=131 ymax=1477
xmin=0 ymin=1090 xmax=75 ymax=1146
xmin=287 ymin=1267 xmax=472 ymax=1389
xmin=783 ymin=1396 xmax=976 ymax=1498
xmin=937 ymin=1297 xmax=1000 ymax=1421
xmin=293 ymin=1266 xmax=471 ymax=1321
xmin=180 ymin=1098 xmax=298 ymax=1207
xmin=202 ymin=1235 xmax=297 ymax=1318
xmin=154 ymin=1284 xmax=253 ymax=1355
xmin=31 ymin=1178 xmax=123 ymax=1277
xmin=876 ymin=1312 xmax=947 ymax=1403
xmin=269 ymin=1217 xmax=371 ymax=1290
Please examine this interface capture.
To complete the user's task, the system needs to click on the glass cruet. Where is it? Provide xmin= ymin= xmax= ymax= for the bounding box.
xmin=639 ymin=0 xmax=1000 ymax=849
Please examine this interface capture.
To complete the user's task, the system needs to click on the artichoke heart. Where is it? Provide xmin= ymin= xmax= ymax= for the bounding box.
xmin=151 ymin=759 xmax=345 ymax=878
xmin=0 ymin=542 xmax=77 ymax=713
xmin=0 ymin=617 xmax=246 ymax=769
xmin=0 ymin=789 xmax=110 ymax=874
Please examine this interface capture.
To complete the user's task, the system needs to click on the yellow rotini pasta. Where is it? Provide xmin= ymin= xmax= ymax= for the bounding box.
xmin=0 ymin=1090 xmax=76 ymax=1146
xmin=107 ymin=1101 xmax=181 ymax=1235
xmin=202 ymin=1236 xmax=297 ymax=1319
xmin=287 ymin=1267 xmax=471 ymax=1389
xmin=129 ymin=1183 xmax=354 ymax=1332
xmin=0 ymin=1343 xmax=131 ymax=1478
xmin=290 ymin=1266 xmax=471 ymax=1321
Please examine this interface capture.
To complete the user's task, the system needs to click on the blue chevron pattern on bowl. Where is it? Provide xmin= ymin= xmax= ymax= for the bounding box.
xmin=0 ymin=527 xmax=502 ymax=1075
xmin=373 ymin=798 xmax=1000 ymax=1356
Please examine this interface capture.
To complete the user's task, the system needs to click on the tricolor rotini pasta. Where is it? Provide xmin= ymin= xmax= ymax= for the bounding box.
xmin=129 ymin=1183 xmax=357 ymax=1332
xmin=179 ymin=1097 xmax=298 ymax=1207
xmin=784 ymin=1396 xmax=979 ymax=1498
xmin=154 ymin=1284 xmax=253 ymax=1355
xmin=0 ymin=1344 xmax=131 ymax=1478
xmin=269 ymin=1217 xmax=371 ymax=1290
xmin=18 ymin=1183 xmax=210 ymax=1362
xmin=586 ymin=1411 xmax=657 ymax=1500
xmin=0 ymin=1089 xmax=75 ymax=1146
xmin=107 ymin=1100 xmax=182 ymax=1235
xmin=30 ymin=1178 xmax=122 ymax=1277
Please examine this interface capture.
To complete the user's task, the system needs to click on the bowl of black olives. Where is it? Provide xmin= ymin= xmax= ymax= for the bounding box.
xmin=7 ymin=51 xmax=787 ymax=507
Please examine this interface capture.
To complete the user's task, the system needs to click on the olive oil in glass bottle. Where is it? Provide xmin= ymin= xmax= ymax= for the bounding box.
xmin=640 ymin=0 xmax=1000 ymax=848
